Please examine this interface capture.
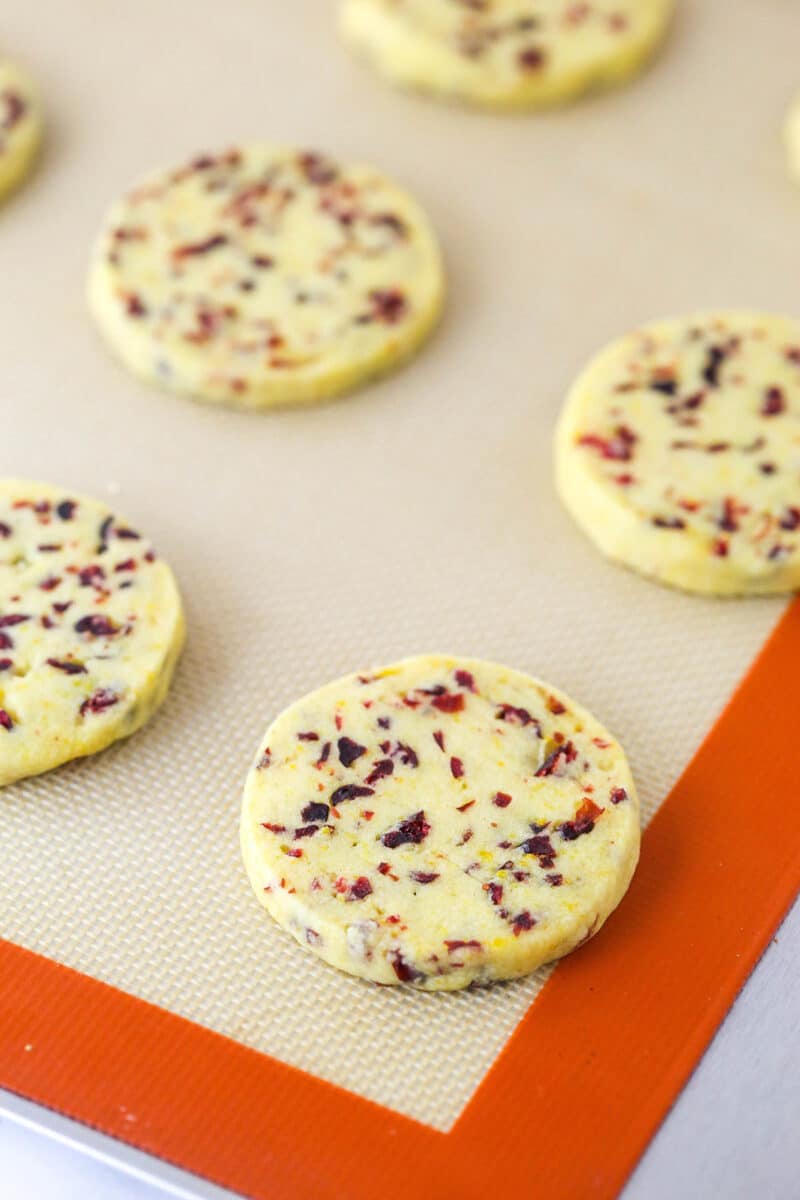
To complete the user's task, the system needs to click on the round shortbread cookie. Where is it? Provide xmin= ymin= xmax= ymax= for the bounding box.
xmin=555 ymin=313 xmax=800 ymax=596
xmin=0 ymin=58 xmax=42 ymax=200
xmin=784 ymin=93 xmax=800 ymax=184
xmin=87 ymin=146 xmax=444 ymax=409
xmin=339 ymin=0 xmax=674 ymax=112
xmin=0 ymin=480 xmax=185 ymax=787
xmin=241 ymin=655 xmax=639 ymax=991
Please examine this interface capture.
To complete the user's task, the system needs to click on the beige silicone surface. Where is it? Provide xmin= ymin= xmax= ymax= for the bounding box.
xmin=0 ymin=0 xmax=794 ymax=1132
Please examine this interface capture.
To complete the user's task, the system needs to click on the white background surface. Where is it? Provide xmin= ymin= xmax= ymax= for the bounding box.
xmin=2 ymin=0 xmax=800 ymax=1194
xmin=2 ymin=899 xmax=798 ymax=1200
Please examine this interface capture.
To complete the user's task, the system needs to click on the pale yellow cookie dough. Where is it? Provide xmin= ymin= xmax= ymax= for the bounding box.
xmin=784 ymin=92 xmax=800 ymax=185
xmin=340 ymin=0 xmax=674 ymax=112
xmin=555 ymin=313 xmax=800 ymax=595
xmin=0 ymin=58 xmax=42 ymax=200
xmin=0 ymin=480 xmax=185 ymax=787
xmin=241 ymin=655 xmax=639 ymax=991
xmin=87 ymin=145 xmax=445 ymax=410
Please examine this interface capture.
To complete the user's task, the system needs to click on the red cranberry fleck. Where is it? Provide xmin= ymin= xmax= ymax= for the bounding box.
xmin=518 ymin=46 xmax=546 ymax=70
xmin=0 ymin=709 xmax=13 ymax=731
xmin=547 ymin=696 xmax=566 ymax=715
xmin=0 ymin=633 xmax=12 ymax=650
xmin=80 ymin=688 xmax=119 ymax=716
xmin=610 ymin=788 xmax=628 ymax=805
xmin=297 ymin=731 xmax=319 ymax=741
xmin=365 ymin=758 xmax=394 ymax=786
xmin=0 ymin=614 xmax=30 ymax=628
xmin=410 ymin=871 xmax=439 ymax=885
xmin=381 ymin=810 xmax=430 ymax=849
xmin=535 ymin=740 xmax=577 ymax=777
xmin=261 ymin=822 xmax=286 ymax=833
xmin=546 ymin=874 xmax=563 ymax=887
xmin=389 ymin=951 xmax=424 ymax=984
xmin=487 ymin=882 xmax=503 ymax=906
xmin=652 ymin=516 xmax=686 ymax=530
xmin=302 ymin=801 xmax=331 ymax=820
xmin=493 ymin=792 xmax=512 ymax=808
xmin=712 ymin=538 xmax=729 ymax=558
xmin=316 ymin=741 xmax=331 ymax=766
xmin=75 ymin=614 xmax=120 ymax=637
xmin=47 ymin=658 xmax=87 ymax=675
xmin=0 ymin=658 xmax=11 ymax=671
xmin=512 ymin=912 xmax=536 ymax=936
xmin=330 ymin=784 xmax=374 ymax=805
xmin=432 ymin=692 xmax=464 ymax=714
xmin=433 ymin=730 xmax=445 ymax=751
xmin=294 ymin=824 xmax=320 ymax=839
xmin=445 ymin=939 xmax=481 ymax=953
xmin=338 ymin=736 xmax=367 ymax=766
xmin=762 ymin=387 xmax=786 ymax=417
xmin=377 ymin=862 xmax=392 ymax=875
xmin=369 ymin=288 xmax=407 ymax=324
xmin=456 ymin=800 xmax=476 ymax=812
xmin=450 ymin=756 xmax=464 ymax=779
xmin=779 ymin=508 xmax=800 ymax=532
xmin=454 ymin=669 xmax=476 ymax=692
xmin=495 ymin=703 xmax=540 ymax=733
xmin=56 ymin=501 xmax=77 ymax=520
xmin=173 ymin=233 xmax=229 ymax=259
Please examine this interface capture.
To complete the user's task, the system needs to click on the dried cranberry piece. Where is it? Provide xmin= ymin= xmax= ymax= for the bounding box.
xmin=316 ymin=741 xmax=331 ymax=766
xmin=493 ymin=792 xmax=512 ymax=808
xmin=545 ymin=874 xmax=563 ymax=887
xmin=78 ymin=564 xmax=106 ymax=587
xmin=610 ymin=788 xmax=628 ymax=805
xmin=261 ymin=822 xmax=286 ymax=833
xmin=445 ymin=939 xmax=481 ymax=953
xmin=377 ymin=716 xmax=391 ymax=729
xmin=409 ymin=871 xmax=439 ymax=885
xmin=0 ymin=614 xmax=30 ymax=628
xmin=256 ymin=750 xmax=272 ymax=770
xmin=450 ymin=756 xmax=464 ymax=779
xmin=761 ymin=387 xmax=786 ymax=417
xmin=0 ymin=658 xmax=11 ymax=671
xmin=337 ymin=736 xmax=367 ymax=767
xmin=298 ymin=151 xmax=339 ymax=185
xmin=432 ymin=692 xmax=464 ymax=714
xmin=80 ymin=688 xmax=119 ymax=716
xmin=718 ymin=498 xmax=740 ymax=533
xmin=173 ymin=234 xmax=229 ymax=259
xmin=56 ymin=501 xmax=77 ymax=520
xmin=649 ymin=377 xmax=677 ymax=395
xmin=547 ymin=696 xmax=566 ymax=715
xmin=39 ymin=576 xmax=62 ymax=592
xmin=702 ymin=345 xmax=728 ymax=387
xmin=433 ymin=730 xmax=445 ymax=751
xmin=389 ymin=951 xmax=424 ymax=984
xmin=301 ymin=801 xmax=330 ymax=823
xmin=454 ymin=669 xmax=476 ymax=692
xmin=535 ymin=740 xmax=577 ymax=777
xmin=75 ymin=614 xmax=120 ymax=638
xmin=520 ymin=834 xmax=555 ymax=859
xmin=365 ymin=758 xmax=394 ymax=786
xmin=577 ymin=425 xmax=637 ymax=462
xmin=294 ymin=824 xmax=319 ymax=840
xmin=560 ymin=798 xmax=604 ymax=841
xmin=47 ymin=658 xmax=87 ymax=675
xmin=518 ymin=46 xmax=546 ymax=70
xmin=388 ymin=741 xmax=419 ymax=767
xmin=0 ymin=633 xmax=13 ymax=650
xmin=652 ymin=516 xmax=686 ymax=530
xmin=381 ymin=810 xmax=430 ymax=848
xmin=97 ymin=516 xmax=113 ymax=553
xmin=297 ymin=731 xmax=319 ymax=741
xmin=779 ymin=508 xmax=800 ymax=532
xmin=0 ymin=709 xmax=13 ymax=731
xmin=368 ymin=288 xmax=407 ymax=324
xmin=0 ymin=522 xmax=11 ymax=538
xmin=330 ymin=784 xmax=374 ymax=806
xmin=487 ymin=882 xmax=503 ymax=906
xmin=495 ymin=703 xmax=540 ymax=733
xmin=512 ymin=912 xmax=536 ymax=936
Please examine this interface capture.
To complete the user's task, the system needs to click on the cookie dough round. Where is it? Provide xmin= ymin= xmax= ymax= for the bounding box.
xmin=784 ymin=92 xmax=800 ymax=184
xmin=556 ymin=313 xmax=800 ymax=596
xmin=241 ymin=655 xmax=639 ymax=991
xmin=87 ymin=145 xmax=444 ymax=409
xmin=0 ymin=58 xmax=42 ymax=200
xmin=340 ymin=0 xmax=674 ymax=112
xmin=0 ymin=480 xmax=185 ymax=787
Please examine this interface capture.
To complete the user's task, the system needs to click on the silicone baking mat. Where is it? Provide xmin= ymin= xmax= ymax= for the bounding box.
xmin=1 ymin=1 xmax=799 ymax=1197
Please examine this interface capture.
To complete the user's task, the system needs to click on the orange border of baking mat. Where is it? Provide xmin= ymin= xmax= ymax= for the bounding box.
xmin=3 ymin=599 xmax=800 ymax=1200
